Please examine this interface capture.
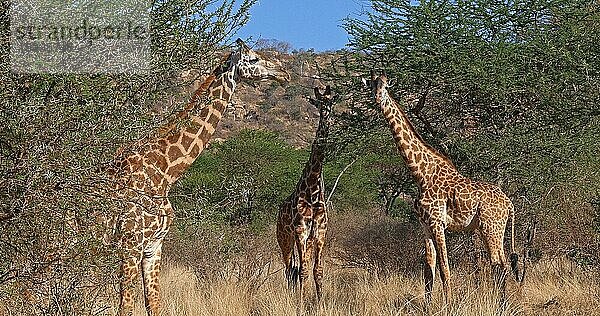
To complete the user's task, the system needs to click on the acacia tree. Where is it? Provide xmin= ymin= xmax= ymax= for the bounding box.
xmin=0 ymin=0 xmax=256 ymax=313
xmin=333 ymin=0 xmax=600 ymax=261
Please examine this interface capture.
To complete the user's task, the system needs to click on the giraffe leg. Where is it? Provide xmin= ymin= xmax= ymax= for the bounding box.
xmin=470 ymin=232 xmax=482 ymax=286
xmin=118 ymin=255 xmax=141 ymax=316
xmin=141 ymin=240 xmax=163 ymax=316
xmin=294 ymin=223 xmax=311 ymax=311
xmin=303 ymin=235 xmax=315 ymax=296
xmin=116 ymin=204 xmax=143 ymax=316
xmin=423 ymin=233 xmax=436 ymax=306
xmin=481 ymin=226 xmax=508 ymax=300
xmin=497 ymin=248 xmax=509 ymax=308
xmin=313 ymin=216 xmax=327 ymax=301
xmin=277 ymin=209 xmax=297 ymax=288
xmin=431 ymin=225 xmax=451 ymax=306
xmin=277 ymin=228 xmax=296 ymax=288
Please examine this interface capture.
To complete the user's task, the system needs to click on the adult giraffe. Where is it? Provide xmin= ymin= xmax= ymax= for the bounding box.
xmin=276 ymin=86 xmax=335 ymax=307
xmin=106 ymin=39 xmax=289 ymax=316
xmin=365 ymin=72 xmax=519 ymax=305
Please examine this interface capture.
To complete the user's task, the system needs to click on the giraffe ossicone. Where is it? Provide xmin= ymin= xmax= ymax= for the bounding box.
xmin=276 ymin=85 xmax=335 ymax=308
xmin=107 ymin=39 xmax=289 ymax=316
xmin=367 ymin=70 xmax=521 ymax=305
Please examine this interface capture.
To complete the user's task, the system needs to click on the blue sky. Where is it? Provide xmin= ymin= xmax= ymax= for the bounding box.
xmin=236 ymin=0 xmax=370 ymax=52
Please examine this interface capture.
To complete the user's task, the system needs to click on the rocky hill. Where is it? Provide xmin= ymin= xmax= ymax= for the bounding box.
xmin=180 ymin=50 xmax=337 ymax=148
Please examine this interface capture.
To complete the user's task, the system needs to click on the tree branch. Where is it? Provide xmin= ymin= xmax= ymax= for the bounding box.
xmin=326 ymin=158 xmax=357 ymax=203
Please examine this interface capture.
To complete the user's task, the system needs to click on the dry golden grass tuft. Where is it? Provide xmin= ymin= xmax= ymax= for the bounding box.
xmin=120 ymin=258 xmax=599 ymax=316
xmin=520 ymin=260 xmax=600 ymax=315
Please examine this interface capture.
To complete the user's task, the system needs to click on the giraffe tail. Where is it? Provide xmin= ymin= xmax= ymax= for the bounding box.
xmin=509 ymin=203 xmax=534 ymax=284
xmin=509 ymin=203 xmax=521 ymax=282
xmin=286 ymin=242 xmax=300 ymax=289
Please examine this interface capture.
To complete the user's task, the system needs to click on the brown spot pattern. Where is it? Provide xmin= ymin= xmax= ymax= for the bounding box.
xmin=370 ymin=74 xmax=516 ymax=305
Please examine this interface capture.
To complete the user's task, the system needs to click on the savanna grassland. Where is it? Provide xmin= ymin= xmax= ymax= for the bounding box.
xmin=125 ymin=214 xmax=600 ymax=316
xmin=142 ymin=259 xmax=600 ymax=316
xmin=2 ymin=0 xmax=600 ymax=315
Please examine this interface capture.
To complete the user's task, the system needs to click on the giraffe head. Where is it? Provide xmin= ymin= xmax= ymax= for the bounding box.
xmin=308 ymin=85 xmax=336 ymax=145
xmin=309 ymin=85 xmax=335 ymax=124
xmin=363 ymin=70 xmax=389 ymax=104
xmin=228 ymin=38 xmax=290 ymax=84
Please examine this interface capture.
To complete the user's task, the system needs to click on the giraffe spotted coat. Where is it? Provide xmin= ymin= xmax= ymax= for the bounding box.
xmin=368 ymin=72 xmax=517 ymax=305
xmin=276 ymin=86 xmax=335 ymax=306
xmin=106 ymin=39 xmax=289 ymax=316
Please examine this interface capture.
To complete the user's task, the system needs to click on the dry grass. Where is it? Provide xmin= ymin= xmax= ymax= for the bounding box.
xmin=116 ymin=258 xmax=599 ymax=316
xmin=520 ymin=260 xmax=600 ymax=315
xmin=4 ymin=214 xmax=598 ymax=316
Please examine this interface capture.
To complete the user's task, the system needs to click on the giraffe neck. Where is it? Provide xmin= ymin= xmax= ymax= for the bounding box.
xmin=378 ymin=90 xmax=455 ymax=188
xmin=151 ymin=70 xmax=237 ymax=188
xmin=296 ymin=117 xmax=329 ymax=196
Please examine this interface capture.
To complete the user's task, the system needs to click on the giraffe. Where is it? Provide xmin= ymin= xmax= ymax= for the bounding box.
xmin=365 ymin=72 xmax=519 ymax=305
xmin=106 ymin=39 xmax=289 ymax=316
xmin=276 ymin=86 xmax=335 ymax=306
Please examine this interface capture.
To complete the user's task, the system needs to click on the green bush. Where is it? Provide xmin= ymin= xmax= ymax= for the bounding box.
xmin=172 ymin=127 xmax=420 ymax=235
xmin=0 ymin=0 xmax=257 ymax=313
xmin=173 ymin=129 xmax=306 ymax=232
xmin=333 ymin=0 xmax=600 ymax=262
